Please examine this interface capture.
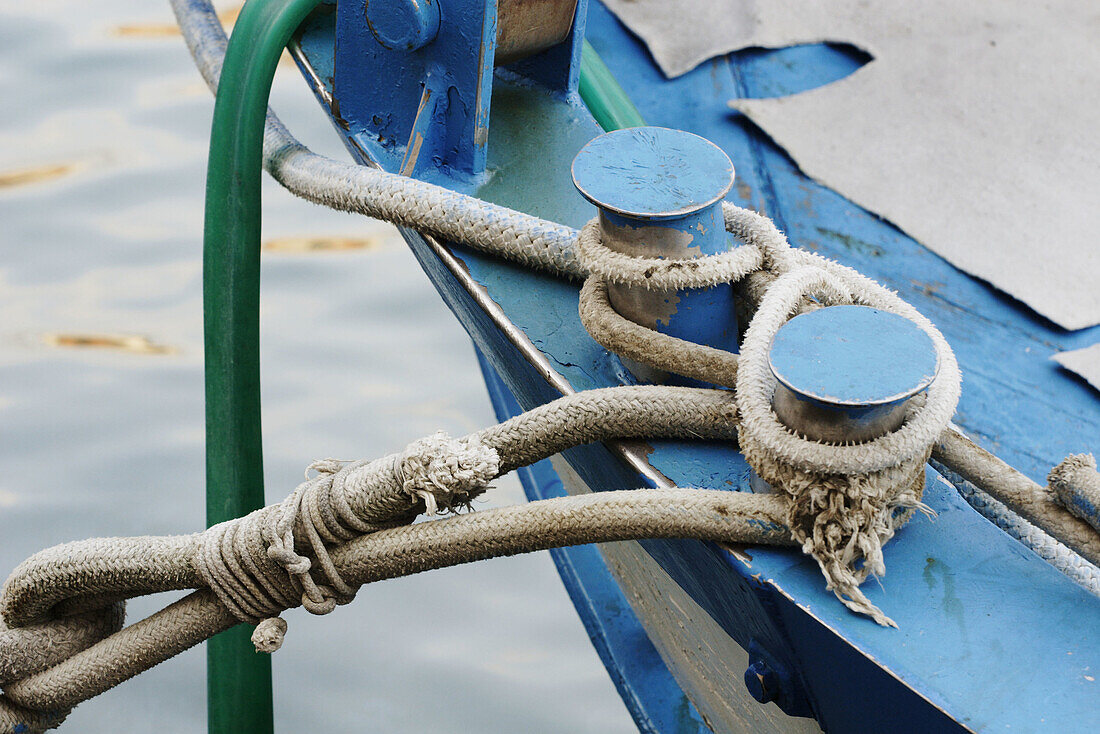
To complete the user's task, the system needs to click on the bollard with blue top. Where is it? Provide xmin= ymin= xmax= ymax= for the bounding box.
xmin=571 ymin=126 xmax=739 ymax=383
xmin=767 ymin=305 xmax=940 ymax=443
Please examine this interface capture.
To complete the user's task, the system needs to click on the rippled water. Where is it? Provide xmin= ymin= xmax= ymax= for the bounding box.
xmin=0 ymin=2 xmax=633 ymax=730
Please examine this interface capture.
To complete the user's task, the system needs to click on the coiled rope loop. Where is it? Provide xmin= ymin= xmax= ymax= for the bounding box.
xmin=574 ymin=201 xmax=962 ymax=625
xmin=576 ymin=204 xmax=796 ymax=389
xmin=734 ymin=263 xmax=959 ymax=625
xmin=575 ymin=217 xmax=764 ymax=290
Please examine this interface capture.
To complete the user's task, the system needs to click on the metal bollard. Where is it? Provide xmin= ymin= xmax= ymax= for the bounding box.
xmin=572 ymin=126 xmax=739 ymax=383
xmin=750 ymin=305 xmax=939 ymax=491
xmin=768 ymin=305 xmax=940 ymax=443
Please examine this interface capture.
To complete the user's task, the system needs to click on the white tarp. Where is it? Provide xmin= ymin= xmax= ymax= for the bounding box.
xmin=602 ymin=0 xmax=1100 ymax=333
xmin=1053 ymin=344 xmax=1100 ymax=394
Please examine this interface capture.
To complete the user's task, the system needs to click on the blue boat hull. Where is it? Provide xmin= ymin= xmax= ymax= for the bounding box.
xmin=291 ymin=3 xmax=1100 ymax=731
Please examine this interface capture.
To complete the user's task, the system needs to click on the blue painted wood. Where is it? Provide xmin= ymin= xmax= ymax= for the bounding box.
xmin=292 ymin=4 xmax=1100 ymax=731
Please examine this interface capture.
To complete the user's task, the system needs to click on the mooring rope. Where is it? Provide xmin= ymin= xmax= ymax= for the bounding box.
xmin=0 ymin=2 xmax=1095 ymax=731
xmin=933 ymin=460 xmax=1100 ymax=595
xmin=168 ymin=0 xmax=1100 ymax=564
xmin=171 ymin=0 xmax=1099 ymax=575
xmin=0 ymin=388 xmax=788 ymax=729
xmin=576 ymin=210 xmax=963 ymax=625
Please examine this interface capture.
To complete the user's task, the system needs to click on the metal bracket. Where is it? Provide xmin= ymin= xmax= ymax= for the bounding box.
xmin=743 ymin=641 xmax=815 ymax=719
xmin=333 ymin=0 xmax=587 ymax=182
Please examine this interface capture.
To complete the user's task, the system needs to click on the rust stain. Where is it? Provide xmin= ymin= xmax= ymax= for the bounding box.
xmin=43 ymin=333 xmax=175 ymax=355
xmin=910 ymin=279 xmax=945 ymax=297
xmin=261 ymin=236 xmax=384 ymax=253
xmin=0 ymin=162 xmax=81 ymax=189
xmin=734 ymin=178 xmax=753 ymax=203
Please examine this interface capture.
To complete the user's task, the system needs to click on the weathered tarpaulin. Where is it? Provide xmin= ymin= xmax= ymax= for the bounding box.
xmin=602 ymin=0 xmax=1100 ymax=333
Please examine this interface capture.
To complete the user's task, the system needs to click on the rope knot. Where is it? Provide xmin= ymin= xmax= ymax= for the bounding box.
xmin=396 ymin=432 xmax=500 ymax=515
xmin=194 ymin=436 xmax=501 ymax=655
xmin=735 ymin=264 xmax=960 ymax=627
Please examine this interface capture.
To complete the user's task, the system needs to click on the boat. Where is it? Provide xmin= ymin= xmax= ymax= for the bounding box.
xmin=277 ymin=2 xmax=1099 ymax=731
xmin=1 ymin=1 xmax=1097 ymax=732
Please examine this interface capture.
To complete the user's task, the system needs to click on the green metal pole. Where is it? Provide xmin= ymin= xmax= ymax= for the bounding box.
xmin=579 ymin=40 xmax=647 ymax=131
xmin=200 ymin=4 xmax=639 ymax=731
xmin=202 ymin=0 xmax=320 ymax=731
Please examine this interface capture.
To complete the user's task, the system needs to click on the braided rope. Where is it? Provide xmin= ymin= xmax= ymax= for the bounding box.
xmin=573 ymin=209 xmax=962 ymax=624
xmin=579 ymin=276 xmax=741 ymax=388
xmin=195 ymin=432 xmax=500 ymax=648
xmin=0 ymin=2 xmax=1089 ymax=730
xmin=575 ymin=219 xmax=764 ymax=290
xmin=572 ymin=210 xmax=1098 ymax=621
xmin=0 ymin=387 xmax=766 ymax=729
xmin=933 ymin=462 xmax=1100 ymax=595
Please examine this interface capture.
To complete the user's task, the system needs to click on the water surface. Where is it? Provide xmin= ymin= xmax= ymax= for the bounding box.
xmin=0 ymin=2 xmax=634 ymax=730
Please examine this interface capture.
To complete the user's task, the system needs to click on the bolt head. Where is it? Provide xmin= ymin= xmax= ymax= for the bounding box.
xmin=744 ymin=660 xmax=777 ymax=704
xmin=366 ymin=0 xmax=441 ymax=51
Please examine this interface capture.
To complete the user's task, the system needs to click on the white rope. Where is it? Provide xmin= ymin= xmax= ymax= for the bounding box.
xmin=572 ymin=207 xmax=963 ymax=625
xmin=575 ymin=219 xmax=764 ymax=290
xmin=0 ymin=387 xmax=773 ymax=728
xmin=933 ymin=461 xmax=1100 ymax=595
xmin=735 ymin=263 xmax=961 ymax=477
xmin=0 ymin=2 xmax=1090 ymax=730
xmin=932 ymin=428 xmax=1100 ymax=568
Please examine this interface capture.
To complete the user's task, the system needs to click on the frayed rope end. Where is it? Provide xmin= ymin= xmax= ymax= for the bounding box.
xmin=397 ymin=432 xmax=500 ymax=516
xmin=252 ymin=616 xmax=288 ymax=654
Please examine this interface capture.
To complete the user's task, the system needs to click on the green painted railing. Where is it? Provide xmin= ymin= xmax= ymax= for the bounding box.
xmin=201 ymin=4 xmax=643 ymax=732
xmin=202 ymin=0 xmax=322 ymax=731
xmin=579 ymin=40 xmax=647 ymax=131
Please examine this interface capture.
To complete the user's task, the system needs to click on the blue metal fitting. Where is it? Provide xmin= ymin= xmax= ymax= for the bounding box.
xmin=744 ymin=659 xmax=779 ymax=704
xmin=335 ymin=0 xmax=587 ymax=180
xmin=571 ymin=127 xmax=739 ymax=382
xmin=742 ymin=643 xmax=814 ymax=717
xmin=768 ymin=305 xmax=939 ymax=443
xmin=365 ymin=0 xmax=441 ymax=52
